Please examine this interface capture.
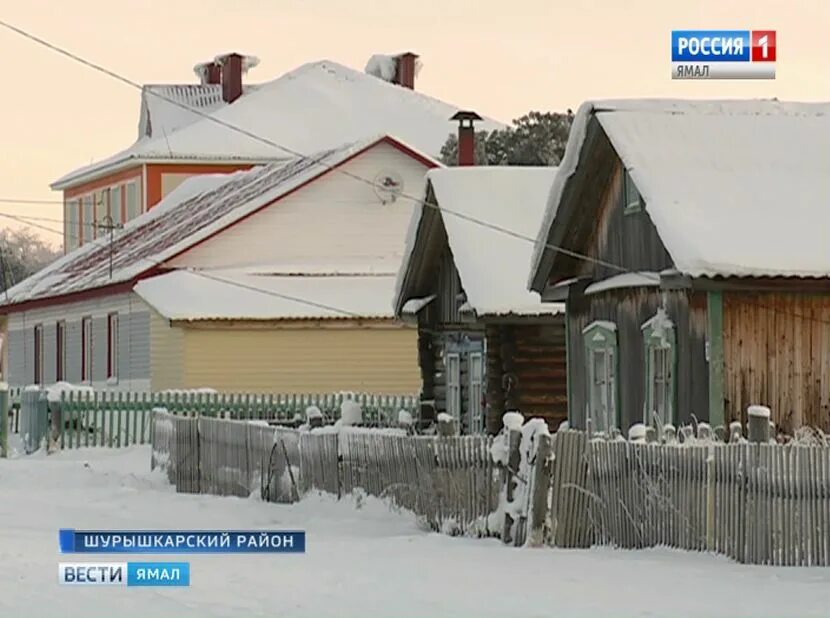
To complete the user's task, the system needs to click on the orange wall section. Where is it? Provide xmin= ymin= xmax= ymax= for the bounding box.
xmin=146 ymin=163 xmax=255 ymax=208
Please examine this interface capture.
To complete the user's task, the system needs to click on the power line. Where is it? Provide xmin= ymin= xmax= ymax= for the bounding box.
xmin=0 ymin=17 xmax=625 ymax=277
xmin=0 ymin=212 xmax=62 ymax=236
xmin=1 ymin=18 xmax=827 ymax=333
xmin=0 ymin=197 xmax=62 ymax=205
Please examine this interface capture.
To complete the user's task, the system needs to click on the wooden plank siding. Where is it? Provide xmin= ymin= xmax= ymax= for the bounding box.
xmin=567 ymin=288 xmax=709 ymax=432
xmin=722 ymin=293 xmax=830 ymax=433
xmin=587 ymin=159 xmax=674 ymax=280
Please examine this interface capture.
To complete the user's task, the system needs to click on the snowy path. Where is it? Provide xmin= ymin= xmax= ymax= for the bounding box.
xmin=1 ymin=447 xmax=828 ymax=618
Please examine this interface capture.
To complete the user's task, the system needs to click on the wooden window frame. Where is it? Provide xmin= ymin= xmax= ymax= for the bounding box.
xmin=445 ymin=352 xmax=461 ymax=420
xmin=582 ymin=321 xmax=619 ymax=434
xmin=56 ymin=321 xmax=66 ymax=382
xmin=467 ymin=351 xmax=484 ymax=434
xmin=642 ymin=311 xmax=677 ymax=426
xmin=107 ymin=313 xmax=118 ymax=382
xmin=81 ymin=316 xmax=93 ymax=383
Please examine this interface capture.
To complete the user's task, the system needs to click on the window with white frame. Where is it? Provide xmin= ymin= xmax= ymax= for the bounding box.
xmin=125 ymin=182 xmax=140 ymax=221
xmin=107 ymin=313 xmax=119 ymax=381
xmin=446 ymin=352 xmax=461 ymax=420
xmin=95 ymin=189 xmax=109 ymax=231
xmin=64 ymin=200 xmax=80 ymax=252
xmin=468 ymin=351 xmax=484 ymax=434
xmin=642 ymin=309 xmax=676 ymax=425
xmin=56 ymin=321 xmax=66 ymax=382
xmin=82 ymin=196 xmax=93 ymax=243
xmin=33 ymin=324 xmax=44 ymax=385
xmin=110 ymin=185 xmax=122 ymax=225
xmin=583 ymin=321 xmax=618 ymax=434
xmin=81 ymin=316 xmax=93 ymax=382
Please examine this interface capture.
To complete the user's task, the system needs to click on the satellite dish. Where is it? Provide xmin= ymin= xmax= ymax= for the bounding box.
xmin=373 ymin=170 xmax=404 ymax=204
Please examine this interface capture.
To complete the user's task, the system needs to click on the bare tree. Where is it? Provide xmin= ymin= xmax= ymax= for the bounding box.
xmin=0 ymin=228 xmax=61 ymax=293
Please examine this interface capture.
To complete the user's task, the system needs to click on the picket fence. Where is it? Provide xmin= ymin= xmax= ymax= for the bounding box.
xmin=13 ymin=388 xmax=419 ymax=454
xmin=151 ymin=410 xmax=501 ymax=535
xmin=148 ymin=407 xmax=830 ymax=566
xmin=548 ymin=430 xmax=830 ymax=566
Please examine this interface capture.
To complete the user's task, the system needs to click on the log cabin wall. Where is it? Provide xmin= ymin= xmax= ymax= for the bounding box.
xmin=417 ymin=250 xmax=484 ymax=430
xmin=483 ymin=318 xmax=567 ymax=433
xmin=722 ymin=292 xmax=830 ymax=433
xmin=566 ymin=288 xmax=709 ymax=431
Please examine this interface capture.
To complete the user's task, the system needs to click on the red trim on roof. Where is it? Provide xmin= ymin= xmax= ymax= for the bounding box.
xmin=159 ymin=136 xmax=438 ymax=266
xmin=0 ymin=277 xmax=155 ymax=314
xmin=6 ymin=137 xmax=438 ymax=313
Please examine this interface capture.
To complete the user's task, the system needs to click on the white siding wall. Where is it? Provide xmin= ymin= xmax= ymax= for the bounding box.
xmin=168 ymin=143 xmax=430 ymax=269
xmin=6 ymin=292 xmax=151 ymax=390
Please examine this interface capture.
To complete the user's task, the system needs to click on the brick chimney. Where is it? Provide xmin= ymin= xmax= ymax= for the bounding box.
xmin=194 ymin=61 xmax=221 ymax=85
xmin=451 ymin=111 xmax=482 ymax=166
xmin=394 ymin=52 xmax=419 ymax=89
xmin=216 ymin=53 xmax=244 ymax=103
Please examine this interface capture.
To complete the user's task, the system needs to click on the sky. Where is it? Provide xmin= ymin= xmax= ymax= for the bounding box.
xmin=0 ymin=0 xmax=828 ymax=246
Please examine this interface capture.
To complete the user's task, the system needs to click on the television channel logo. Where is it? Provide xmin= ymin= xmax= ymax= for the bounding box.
xmin=671 ymin=30 xmax=776 ymax=79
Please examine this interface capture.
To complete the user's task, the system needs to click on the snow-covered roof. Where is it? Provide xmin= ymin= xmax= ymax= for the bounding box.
xmin=397 ymin=166 xmax=564 ymax=317
xmin=134 ymin=270 xmax=398 ymax=321
xmin=531 ymin=98 xmax=830 ymax=286
xmin=137 ymin=84 xmax=260 ymax=139
xmin=54 ymin=59 xmax=505 ymax=189
xmin=6 ymin=137 xmax=405 ymax=308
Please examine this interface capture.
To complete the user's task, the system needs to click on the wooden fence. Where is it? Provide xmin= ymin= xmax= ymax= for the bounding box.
xmin=549 ymin=432 xmax=830 ymax=566
xmin=148 ymin=408 xmax=830 ymax=566
xmin=151 ymin=411 xmax=501 ymax=535
xmin=15 ymin=389 xmax=419 ymax=452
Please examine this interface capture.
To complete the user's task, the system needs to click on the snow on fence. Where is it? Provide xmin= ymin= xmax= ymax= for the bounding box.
xmin=151 ymin=409 xmax=501 ymax=535
xmin=596 ymin=440 xmax=830 ymax=566
xmin=15 ymin=388 xmax=419 ymax=452
xmin=149 ymin=407 xmax=830 ymax=565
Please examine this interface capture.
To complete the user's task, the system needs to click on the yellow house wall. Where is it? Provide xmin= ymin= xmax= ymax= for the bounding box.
xmin=177 ymin=321 xmax=420 ymax=394
xmin=149 ymin=309 xmax=184 ymax=391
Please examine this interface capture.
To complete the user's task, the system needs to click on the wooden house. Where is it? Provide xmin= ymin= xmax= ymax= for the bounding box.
xmin=395 ymin=166 xmax=565 ymax=434
xmin=528 ymin=99 xmax=830 ymax=435
xmin=1 ymin=136 xmax=440 ymax=394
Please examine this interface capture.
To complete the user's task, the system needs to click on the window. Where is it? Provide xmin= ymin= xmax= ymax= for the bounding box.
xmin=110 ymin=185 xmax=122 ymax=226
xmin=82 ymin=196 xmax=93 ymax=243
xmin=56 ymin=321 xmax=66 ymax=382
xmin=95 ymin=189 xmax=109 ymax=231
xmin=81 ymin=316 xmax=93 ymax=382
xmin=446 ymin=352 xmax=461 ymax=420
xmin=468 ymin=352 xmax=484 ymax=434
xmin=33 ymin=324 xmax=44 ymax=385
xmin=623 ymin=170 xmax=643 ymax=214
xmin=583 ymin=321 xmax=618 ymax=434
xmin=125 ymin=182 xmax=140 ymax=221
xmin=642 ymin=309 xmax=676 ymax=426
xmin=64 ymin=200 xmax=80 ymax=253
xmin=107 ymin=313 xmax=118 ymax=381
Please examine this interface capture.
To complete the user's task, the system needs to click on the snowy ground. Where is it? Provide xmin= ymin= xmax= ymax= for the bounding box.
xmin=1 ymin=447 xmax=829 ymax=618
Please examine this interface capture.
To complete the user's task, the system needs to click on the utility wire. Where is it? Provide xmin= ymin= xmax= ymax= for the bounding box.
xmin=1 ymin=18 xmax=827 ymax=331
xmin=0 ymin=17 xmax=626 ymax=277
xmin=0 ymin=197 xmax=62 ymax=205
